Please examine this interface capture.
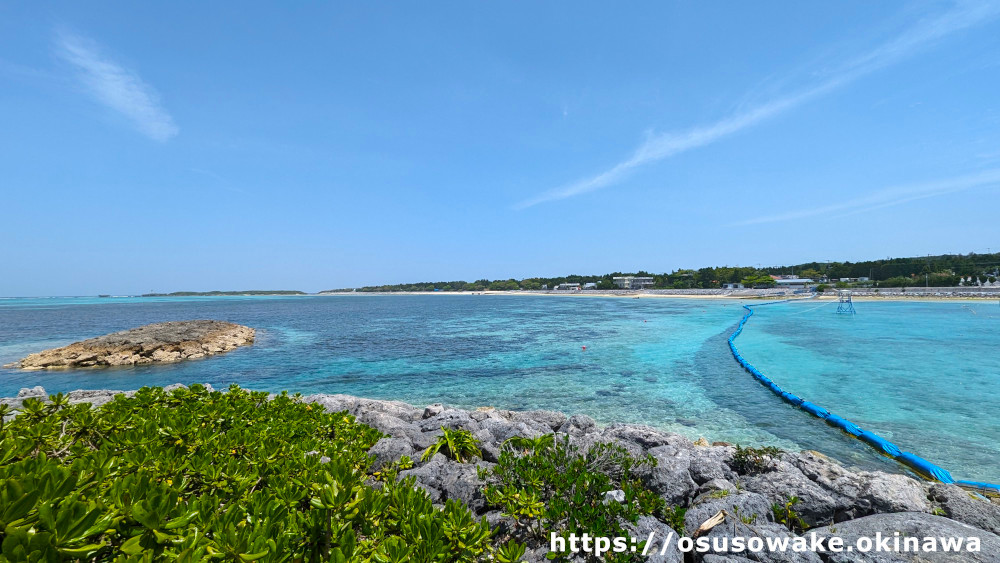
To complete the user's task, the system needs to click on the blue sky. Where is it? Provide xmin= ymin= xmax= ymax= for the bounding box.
xmin=2 ymin=1 xmax=999 ymax=295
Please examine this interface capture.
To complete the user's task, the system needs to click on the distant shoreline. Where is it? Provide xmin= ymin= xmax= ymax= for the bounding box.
xmin=315 ymin=288 xmax=1000 ymax=302
xmin=8 ymin=289 xmax=995 ymax=302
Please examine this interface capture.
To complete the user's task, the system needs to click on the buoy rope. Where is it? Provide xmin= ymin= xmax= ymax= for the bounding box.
xmin=728 ymin=299 xmax=1000 ymax=495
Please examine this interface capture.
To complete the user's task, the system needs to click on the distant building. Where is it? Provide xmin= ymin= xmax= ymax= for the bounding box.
xmin=775 ymin=278 xmax=815 ymax=289
xmin=555 ymin=283 xmax=581 ymax=290
xmin=612 ymin=276 xmax=655 ymax=289
xmin=582 ymin=282 xmax=598 ymax=290
xmin=722 ymin=283 xmax=744 ymax=289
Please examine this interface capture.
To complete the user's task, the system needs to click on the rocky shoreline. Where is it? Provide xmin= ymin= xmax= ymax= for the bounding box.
xmin=3 ymin=320 xmax=254 ymax=370
xmin=3 ymin=385 xmax=999 ymax=562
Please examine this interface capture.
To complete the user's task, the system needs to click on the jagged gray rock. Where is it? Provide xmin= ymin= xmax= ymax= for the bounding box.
xmin=368 ymin=437 xmax=416 ymax=471
xmin=5 ymin=321 xmax=254 ymax=370
xmin=558 ymin=414 xmax=597 ymax=436
xmin=685 ymin=492 xmax=773 ymax=533
xmin=692 ymin=515 xmax=823 ymax=563
xmin=420 ymin=409 xmax=479 ymax=432
xmin=812 ymin=512 xmax=1000 ymax=562
xmin=422 ymin=403 xmax=444 ymax=419
xmin=399 ymin=457 xmax=492 ymax=514
xmin=927 ymin=483 xmax=1000 ymax=535
xmin=622 ymin=515 xmax=684 ymax=563
xmin=643 ymin=448 xmax=699 ymax=506
xmin=18 ymin=386 xmax=46 ymax=397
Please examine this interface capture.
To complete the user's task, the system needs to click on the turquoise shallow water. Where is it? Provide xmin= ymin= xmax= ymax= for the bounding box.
xmin=735 ymin=299 xmax=1000 ymax=483
xmin=0 ymin=295 xmax=996 ymax=482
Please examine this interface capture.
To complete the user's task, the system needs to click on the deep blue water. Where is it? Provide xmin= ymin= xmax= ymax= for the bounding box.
xmin=0 ymin=295 xmax=996 ymax=482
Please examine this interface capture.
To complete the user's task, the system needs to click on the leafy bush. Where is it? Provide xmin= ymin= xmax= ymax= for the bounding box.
xmin=731 ymin=445 xmax=782 ymax=474
xmin=772 ymin=496 xmax=808 ymax=532
xmin=421 ymin=427 xmax=482 ymax=463
xmin=660 ymin=505 xmax=686 ymax=534
xmin=481 ymin=434 xmax=662 ymax=562
xmin=0 ymin=385 xmax=493 ymax=562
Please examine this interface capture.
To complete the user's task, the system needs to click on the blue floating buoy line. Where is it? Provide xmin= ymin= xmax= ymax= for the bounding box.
xmin=728 ymin=298 xmax=999 ymax=495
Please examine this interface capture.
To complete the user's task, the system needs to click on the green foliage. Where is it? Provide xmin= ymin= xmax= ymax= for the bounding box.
xmin=487 ymin=279 xmax=521 ymax=291
xmin=740 ymin=273 xmax=777 ymax=288
xmin=883 ymin=276 xmax=914 ymax=288
xmin=421 ymin=427 xmax=482 ymax=463
xmin=660 ymin=506 xmax=686 ymax=534
xmin=815 ymin=283 xmax=830 ymax=293
xmin=731 ymin=445 xmax=782 ymax=474
xmin=0 ymin=385 xmax=493 ymax=562
xmin=482 ymin=435 xmax=662 ymax=562
xmin=772 ymin=496 xmax=808 ymax=532
xmin=494 ymin=539 xmax=527 ymax=563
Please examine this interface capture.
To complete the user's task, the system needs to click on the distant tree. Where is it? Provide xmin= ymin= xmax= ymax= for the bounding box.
xmin=883 ymin=276 xmax=913 ymax=288
xmin=519 ymin=279 xmax=542 ymax=290
xmin=741 ymin=273 xmax=776 ymax=288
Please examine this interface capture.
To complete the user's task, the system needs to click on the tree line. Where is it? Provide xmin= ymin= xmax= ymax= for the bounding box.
xmin=322 ymin=252 xmax=1000 ymax=292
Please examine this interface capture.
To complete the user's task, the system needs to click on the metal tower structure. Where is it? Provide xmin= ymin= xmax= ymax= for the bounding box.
xmin=836 ymin=290 xmax=856 ymax=315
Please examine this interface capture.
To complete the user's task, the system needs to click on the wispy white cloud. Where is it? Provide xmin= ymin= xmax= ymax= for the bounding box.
xmin=55 ymin=30 xmax=178 ymax=141
xmin=516 ymin=2 xmax=1000 ymax=209
xmin=734 ymin=168 xmax=1000 ymax=226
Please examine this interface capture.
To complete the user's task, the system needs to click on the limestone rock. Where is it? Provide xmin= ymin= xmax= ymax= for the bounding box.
xmin=685 ymin=492 xmax=773 ymax=533
xmin=558 ymin=414 xmax=597 ymax=436
xmin=6 ymin=321 xmax=254 ymax=370
xmin=621 ymin=515 xmax=684 ymax=563
xmin=18 ymin=386 xmax=46 ymax=397
xmin=368 ymin=437 xmax=416 ymax=471
xmin=422 ymin=403 xmax=444 ymax=419
xmin=812 ymin=512 xmax=1000 ymax=562
xmin=399 ymin=458 xmax=492 ymax=514
xmin=928 ymin=483 xmax=1000 ymax=535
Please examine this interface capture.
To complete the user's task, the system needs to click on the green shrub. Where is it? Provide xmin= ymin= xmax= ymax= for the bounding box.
xmin=0 ymin=385 xmax=493 ymax=562
xmin=772 ymin=496 xmax=808 ymax=532
xmin=660 ymin=505 xmax=686 ymax=534
xmin=731 ymin=445 xmax=782 ymax=474
xmin=494 ymin=539 xmax=526 ymax=563
xmin=482 ymin=434 xmax=662 ymax=562
xmin=421 ymin=427 xmax=482 ymax=463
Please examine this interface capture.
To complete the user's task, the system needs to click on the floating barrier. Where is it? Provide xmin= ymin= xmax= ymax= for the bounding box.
xmin=727 ymin=299 xmax=1000 ymax=491
xmin=956 ymin=480 xmax=1000 ymax=495
xmin=823 ymin=414 xmax=862 ymax=437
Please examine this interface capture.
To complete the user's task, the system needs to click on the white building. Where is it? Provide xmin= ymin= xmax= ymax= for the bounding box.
xmin=555 ymin=283 xmax=581 ymax=290
xmin=774 ymin=278 xmax=815 ymax=289
xmin=612 ymin=276 xmax=655 ymax=289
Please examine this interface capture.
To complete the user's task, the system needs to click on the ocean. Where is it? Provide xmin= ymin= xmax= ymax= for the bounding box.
xmin=1 ymin=294 xmax=997 ymax=482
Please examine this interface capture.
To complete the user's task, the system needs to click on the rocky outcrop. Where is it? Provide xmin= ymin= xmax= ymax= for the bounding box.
xmin=812 ymin=513 xmax=1000 ymax=562
xmin=4 ymin=321 xmax=254 ymax=370
xmin=3 ymin=385 xmax=998 ymax=562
